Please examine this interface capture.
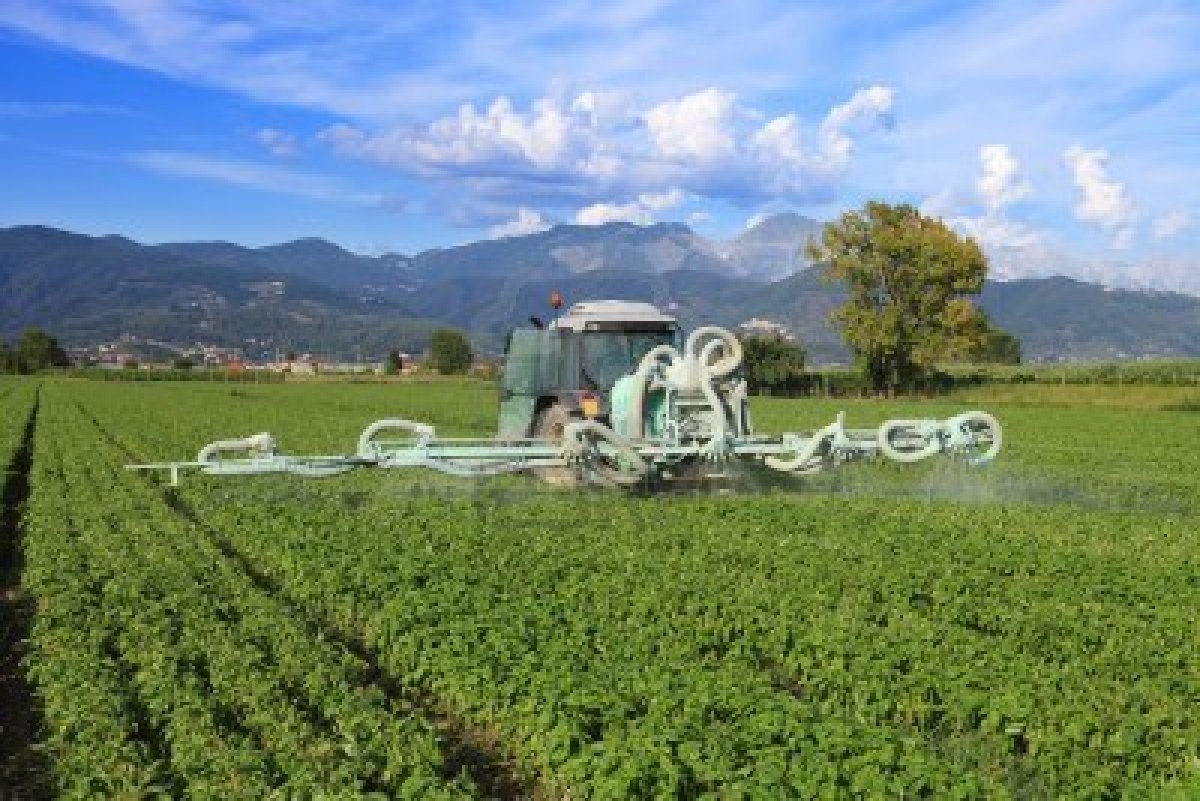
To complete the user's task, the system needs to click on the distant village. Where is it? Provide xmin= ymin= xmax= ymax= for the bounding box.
xmin=65 ymin=318 xmax=805 ymax=374
xmin=70 ymin=334 xmax=417 ymax=375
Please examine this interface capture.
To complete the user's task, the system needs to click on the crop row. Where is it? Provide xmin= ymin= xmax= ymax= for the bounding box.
xmin=0 ymin=378 xmax=35 ymax=474
xmin=75 ymin=379 xmax=1200 ymax=797
xmin=22 ymin=385 xmax=478 ymax=798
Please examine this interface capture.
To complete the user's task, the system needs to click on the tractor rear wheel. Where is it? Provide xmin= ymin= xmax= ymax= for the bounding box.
xmin=532 ymin=403 xmax=580 ymax=487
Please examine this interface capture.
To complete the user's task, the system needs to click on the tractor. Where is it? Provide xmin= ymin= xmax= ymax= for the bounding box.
xmin=129 ymin=299 xmax=1002 ymax=488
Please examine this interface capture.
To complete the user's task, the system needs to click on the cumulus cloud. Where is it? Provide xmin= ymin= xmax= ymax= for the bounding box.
xmin=570 ymin=90 xmax=632 ymax=128
xmin=944 ymin=144 xmax=1041 ymax=249
xmin=1152 ymin=209 xmax=1189 ymax=241
xmin=489 ymin=207 xmax=550 ymax=238
xmin=1064 ymin=145 xmax=1136 ymax=249
xmin=319 ymin=85 xmax=894 ymax=226
xmin=576 ymin=188 xmax=685 ymax=225
xmin=644 ymin=88 xmax=736 ymax=161
xmin=977 ymin=143 xmax=1031 ymax=213
xmin=256 ymin=128 xmax=299 ymax=158
xmin=817 ymin=86 xmax=894 ymax=169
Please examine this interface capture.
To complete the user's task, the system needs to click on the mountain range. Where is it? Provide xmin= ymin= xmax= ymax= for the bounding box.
xmin=2 ymin=215 xmax=1199 ymax=363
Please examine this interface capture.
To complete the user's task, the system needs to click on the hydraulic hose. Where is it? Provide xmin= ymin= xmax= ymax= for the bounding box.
xmin=763 ymin=420 xmax=841 ymax=472
xmin=685 ymin=326 xmax=742 ymax=376
xmin=197 ymin=432 xmax=277 ymax=464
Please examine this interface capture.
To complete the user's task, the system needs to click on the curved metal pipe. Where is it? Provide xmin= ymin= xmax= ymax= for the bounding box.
xmin=685 ymin=326 xmax=743 ymax=377
xmin=876 ymin=419 xmax=942 ymax=463
xmin=945 ymin=411 xmax=1003 ymax=466
xmin=197 ymin=432 xmax=277 ymax=464
xmin=356 ymin=418 xmax=436 ymax=458
xmin=763 ymin=420 xmax=841 ymax=472
xmin=696 ymin=338 xmax=729 ymax=455
xmin=636 ymin=343 xmax=681 ymax=376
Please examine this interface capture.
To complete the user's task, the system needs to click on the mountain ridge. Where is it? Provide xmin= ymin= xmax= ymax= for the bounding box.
xmin=3 ymin=219 xmax=1200 ymax=362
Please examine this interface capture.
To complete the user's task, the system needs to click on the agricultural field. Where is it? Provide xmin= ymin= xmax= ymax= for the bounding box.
xmin=1 ymin=377 xmax=1198 ymax=798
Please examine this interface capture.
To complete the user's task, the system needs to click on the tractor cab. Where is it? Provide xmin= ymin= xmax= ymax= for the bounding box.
xmin=499 ymin=300 xmax=681 ymax=438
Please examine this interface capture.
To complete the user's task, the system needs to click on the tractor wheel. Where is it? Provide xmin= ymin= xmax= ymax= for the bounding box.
xmin=532 ymin=404 xmax=580 ymax=487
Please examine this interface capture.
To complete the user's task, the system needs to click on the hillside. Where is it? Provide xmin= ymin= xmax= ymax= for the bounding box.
xmin=0 ymin=226 xmax=437 ymax=356
xmin=4 ymin=219 xmax=1200 ymax=362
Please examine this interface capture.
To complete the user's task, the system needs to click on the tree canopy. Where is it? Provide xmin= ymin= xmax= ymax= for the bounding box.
xmin=806 ymin=202 xmax=989 ymax=392
xmin=383 ymin=349 xmax=404 ymax=375
xmin=1 ymin=328 xmax=71 ymax=373
xmin=428 ymin=329 xmax=472 ymax=375
xmin=740 ymin=335 xmax=807 ymax=393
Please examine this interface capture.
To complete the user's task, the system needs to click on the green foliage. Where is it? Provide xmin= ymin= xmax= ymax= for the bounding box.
xmin=428 ymin=328 xmax=472 ymax=374
xmin=740 ymin=335 xmax=807 ymax=393
xmin=10 ymin=379 xmax=1199 ymax=797
xmin=808 ymin=202 xmax=989 ymax=392
xmin=20 ymin=385 xmax=479 ymax=798
xmin=0 ymin=341 xmax=21 ymax=373
xmin=383 ymin=349 xmax=404 ymax=375
xmin=15 ymin=328 xmax=70 ymax=371
xmin=970 ymin=327 xmax=1022 ymax=364
xmin=171 ymin=356 xmax=195 ymax=370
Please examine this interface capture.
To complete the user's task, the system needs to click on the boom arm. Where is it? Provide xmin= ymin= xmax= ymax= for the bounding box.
xmin=126 ymin=325 xmax=1001 ymax=487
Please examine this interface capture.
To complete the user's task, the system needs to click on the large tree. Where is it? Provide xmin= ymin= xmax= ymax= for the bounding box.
xmin=428 ymin=329 xmax=472 ymax=375
xmin=806 ymin=201 xmax=988 ymax=392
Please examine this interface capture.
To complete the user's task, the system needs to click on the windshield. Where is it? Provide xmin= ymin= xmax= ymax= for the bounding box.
xmin=580 ymin=330 xmax=677 ymax=390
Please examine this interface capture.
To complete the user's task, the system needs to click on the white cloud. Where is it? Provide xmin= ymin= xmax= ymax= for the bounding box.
xmin=570 ymin=90 xmax=632 ymax=128
xmin=575 ymin=201 xmax=650 ymax=225
xmin=576 ymin=187 xmax=685 ymax=225
xmin=130 ymin=150 xmax=391 ymax=207
xmin=953 ymin=214 xmax=1044 ymax=250
xmin=639 ymin=187 xmax=685 ymax=211
xmin=256 ymin=128 xmax=299 ymax=158
xmin=944 ymin=144 xmax=1042 ymax=249
xmin=400 ymin=96 xmax=572 ymax=169
xmin=745 ymin=85 xmax=893 ymax=195
xmin=489 ymin=207 xmax=550 ymax=238
xmin=320 ymin=86 xmax=892 ymax=226
xmin=1152 ymin=209 xmax=1190 ymax=241
xmin=319 ymin=95 xmax=590 ymax=175
xmin=1063 ymin=145 xmax=1136 ymax=249
xmin=742 ymin=212 xmax=768 ymax=231
xmin=977 ymin=143 xmax=1031 ymax=213
xmin=751 ymin=115 xmax=803 ymax=166
xmin=644 ymin=88 xmax=736 ymax=161
xmin=817 ymin=86 xmax=894 ymax=169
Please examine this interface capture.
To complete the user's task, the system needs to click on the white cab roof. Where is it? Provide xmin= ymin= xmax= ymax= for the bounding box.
xmin=550 ymin=300 xmax=676 ymax=331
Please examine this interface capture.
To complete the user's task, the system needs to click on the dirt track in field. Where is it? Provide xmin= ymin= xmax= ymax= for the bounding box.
xmin=0 ymin=393 xmax=50 ymax=800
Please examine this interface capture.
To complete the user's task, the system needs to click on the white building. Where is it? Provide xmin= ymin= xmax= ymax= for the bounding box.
xmin=738 ymin=318 xmax=796 ymax=341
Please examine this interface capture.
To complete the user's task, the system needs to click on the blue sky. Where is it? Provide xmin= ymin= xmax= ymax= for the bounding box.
xmin=1 ymin=0 xmax=1197 ymax=288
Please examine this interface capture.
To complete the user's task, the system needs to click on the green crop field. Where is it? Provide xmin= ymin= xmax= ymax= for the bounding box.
xmin=1 ymin=377 xmax=1198 ymax=798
